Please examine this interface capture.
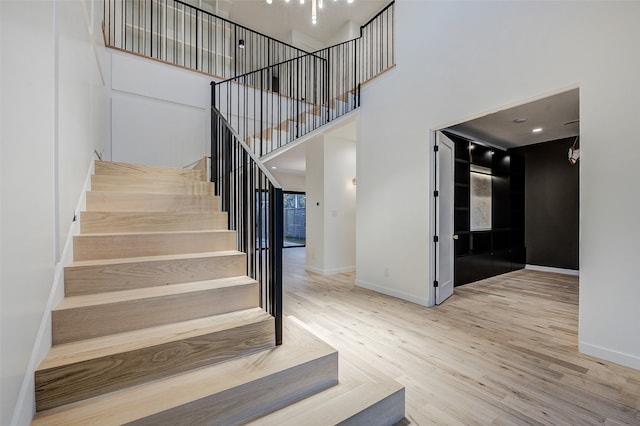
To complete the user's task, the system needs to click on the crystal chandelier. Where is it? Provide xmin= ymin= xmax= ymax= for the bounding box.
xmin=265 ymin=0 xmax=354 ymax=25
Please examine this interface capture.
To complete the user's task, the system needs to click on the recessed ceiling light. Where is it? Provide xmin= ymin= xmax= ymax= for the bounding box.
xmin=513 ymin=118 xmax=528 ymax=123
xmin=532 ymin=128 xmax=543 ymax=133
xmin=271 ymin=166 xmax=277 ymax=169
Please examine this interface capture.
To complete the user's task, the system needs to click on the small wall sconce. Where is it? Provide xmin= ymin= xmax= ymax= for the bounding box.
xmin=238 ymin=39 xmax=245 ymax=49
xmin=352 ymin=177 xmax=357 ymax=186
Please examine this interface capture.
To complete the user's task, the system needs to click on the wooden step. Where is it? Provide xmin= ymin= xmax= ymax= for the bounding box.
xmin=248 ymin=381 xmax=405 ymax=426
xmin=32 ymin=318 xmax=338 ymax=426
xmin=85 ymin=191 xmax=220 ymax=213
xmin=91 ymin=175 xmax=214 ymax=195
xmin=36 ymin=308 xmax=274 ymax=412
xmin=95 ymin=160 xmax=206 ymax=181
xmin=80 ymin=211 xmax=228 ymax=233
xmin=73 ymin=230 xmax=236 ymax=261
xmin=51 ymin=276 xmax=258 ymax=344
xmin=64 ymin=251 xmax=246 ymax=296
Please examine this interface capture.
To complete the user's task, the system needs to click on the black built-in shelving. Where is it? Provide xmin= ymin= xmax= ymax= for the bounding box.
xmin=445 ymin=131 xmax=526 ymax=286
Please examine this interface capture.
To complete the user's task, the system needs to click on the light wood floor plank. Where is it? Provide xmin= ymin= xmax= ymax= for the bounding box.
xmin=282 ymin=248 xmax=640 ymax=425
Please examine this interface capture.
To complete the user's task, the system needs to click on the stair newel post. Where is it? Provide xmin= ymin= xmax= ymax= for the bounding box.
xmin=270 ymin=185 xmax=284 ymax=346
xmin=195 ymin=8 xmax=199 ymax=71
xmin=150 ymin=0 xmax=153 ymax=59
xmin=223 ymin=128 xmax=232 ymax=230
xmin=295 ymin=59 xmax=299 ymax=138
xmin=353 ymin=40 xmax=357 ymax=109
xmin=210 ymin=82 xmax=218 ymax=190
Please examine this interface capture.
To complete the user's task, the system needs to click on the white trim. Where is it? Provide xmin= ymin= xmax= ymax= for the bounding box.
xmin=355 ymin=279 xmax=429 ymax=307
xmin=525 ymin=264 xmax=579 ymax=276
xmin=431 ymin=84 xmax=580 ymax=136
xmin=580 ymin=341 xmax=640 ymax=371
xmin=11 ymin=160 xmax=94 ymax=426
xmin=305 ymin=265 xmax=355 ymax=275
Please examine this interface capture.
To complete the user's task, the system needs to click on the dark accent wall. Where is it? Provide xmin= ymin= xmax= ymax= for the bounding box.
xmin=510 ymin=137 xmax=579 ymax=270
xmin=445 ymin=132 xmax=526 ymax=286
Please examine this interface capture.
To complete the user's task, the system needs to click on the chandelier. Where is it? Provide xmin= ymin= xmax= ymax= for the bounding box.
xmin=265 ymin=0 xmax=354 ymax=25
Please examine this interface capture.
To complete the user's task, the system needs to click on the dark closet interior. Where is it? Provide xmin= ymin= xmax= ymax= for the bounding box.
xmin=446 ymin=132 xmax=526 ymax=286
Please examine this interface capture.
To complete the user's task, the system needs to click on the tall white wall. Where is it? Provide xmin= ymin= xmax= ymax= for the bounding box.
xmin=305 ymin=134 xmax=356 ymax=274
xmin=357 ymin=0 xmax=640 ymax=369
xmin=0 ymin=1 xmax=108 ymax=424
xmin=110 ymin=51 xmax=211 ymax=167
xmin=306 ymin=137 xmax=325 ymax=270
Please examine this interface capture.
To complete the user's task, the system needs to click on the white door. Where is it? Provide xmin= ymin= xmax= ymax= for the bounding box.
xmin=435 ymin=131 xmax=455 ymax=304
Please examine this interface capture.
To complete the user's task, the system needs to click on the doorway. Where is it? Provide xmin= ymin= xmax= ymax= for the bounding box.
xmin=283 ymin=191 xmax=306 ymax=248
xmin=431 ymin=88 xmax=580 ymax=302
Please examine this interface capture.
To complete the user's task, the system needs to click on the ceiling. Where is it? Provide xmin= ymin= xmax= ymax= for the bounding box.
xmin=447 ymin=89 xmax=580 ymax=150
xmin=264 ymin=116 xmax=357 ymax=173
xmin=225 ymin=0 xmax=389 ymax=46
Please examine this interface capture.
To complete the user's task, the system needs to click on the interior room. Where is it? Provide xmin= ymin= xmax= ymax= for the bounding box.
xmin=443 ymin=88 xmax=580 ymax=287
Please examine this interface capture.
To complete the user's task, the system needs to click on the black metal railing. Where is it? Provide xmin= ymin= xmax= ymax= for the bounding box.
xmin=211 ymin=105 xmax=283 ymax=345
xmin=211 ymin=1 xmax=394 ymax=157
xmin=104 ymin=0 xmax=311 ymax=79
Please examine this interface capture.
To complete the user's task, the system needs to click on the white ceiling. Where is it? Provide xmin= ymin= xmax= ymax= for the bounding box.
xmin=226 ymin=0 xmax=390 ymax=46
xmin=264 ymin=116 xmax=357 ymax=173
xmin=447 ymin=88 xmax=580 ymax=150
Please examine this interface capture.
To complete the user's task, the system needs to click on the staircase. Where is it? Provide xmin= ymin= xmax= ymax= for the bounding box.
xmin=31 ymin=160 xmax=404 ymax=425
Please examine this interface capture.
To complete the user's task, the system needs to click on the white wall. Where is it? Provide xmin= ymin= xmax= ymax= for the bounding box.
xmin=326 ymin=20 xmax=360 ymax=46
xmin=305 ymin=134 xmax=356 ymax=274
xmin=306 ymin=137 xmax=325 ymax=270
xmin=271 ymin=171 xmax=305 ymax=192
xmin=357 ymin=0 xmax=640 ymax=369
xmin=0 ymin=1 xmax=108 ymax=424
xmin=110 ymin=52 xmax=211 ymax=167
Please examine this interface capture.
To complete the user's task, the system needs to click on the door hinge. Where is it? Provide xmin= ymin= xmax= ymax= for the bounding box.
xmin=434 ymin=280 xmax=439 ymax=288
xmin=434 ymin=190 xmax=439 ymax=197
xmin=434 ymin=145 xmax=439 ymax=152
xmin=433 ymin=236 xmax=439 ymax=243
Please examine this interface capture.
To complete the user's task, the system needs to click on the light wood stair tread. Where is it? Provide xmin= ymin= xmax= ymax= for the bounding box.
xmin=38 ymin=307 xmax=270 ymax=370
xmin=85 ymin=191 xmax=221 ymax=213
xmin=77 ymin=229 xmax=234 ymax=237
xmin=73 ymin=230 xmax=237 ymax=261
xmin=95 ymin=160 xmax=204 ymax=177
xmin=248 ymin=381 xmax=405 ymax=426
xmin=54 ymin=276 xmax=256 ymax=310
xmin=68 ymin=250 xmax=243 ymax=267
xmin=32 ymin=318 xmax=338 ymax=426
xmin=80 ymin=210 xmax=228 ymax=233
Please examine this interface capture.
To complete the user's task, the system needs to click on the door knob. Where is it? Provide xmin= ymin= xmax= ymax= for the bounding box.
xmin=452 ymin=234 xmax=459 ymax=240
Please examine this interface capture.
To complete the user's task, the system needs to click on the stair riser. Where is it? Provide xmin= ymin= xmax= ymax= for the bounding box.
xmin=91 ymin=176 xmax=213 ymax=195
xmin=36 ymin=318 xmax=275 ymax=412
xmin=65 ymin=253 xmax=246 ymax=296
xmin=73 ymin=231 xmax=236 ymax=261
xmin=339 ymin=388 xmax=406 ymax=426
xmin=127 ymin=352 xmax=339 ymax=426
xmin=85 ymin=192 xmax=220 ymax=213
xmin=80 ymin=211 xmax=228 ymax=233
xmin=95 ymin=161 xmax=206 ymax=181
xmin=52 ymin=282 xmax=259 ymax=344
xmin=95 ymin=167 xmax=206 ymax=183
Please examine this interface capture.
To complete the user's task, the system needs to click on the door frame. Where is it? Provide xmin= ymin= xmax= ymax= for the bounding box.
xmin=429 ymin=131 xmax=455 ymax=306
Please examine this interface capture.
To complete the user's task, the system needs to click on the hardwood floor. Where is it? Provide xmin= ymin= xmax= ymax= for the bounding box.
xmin=282 ymin=248 xmax=640 ymax=425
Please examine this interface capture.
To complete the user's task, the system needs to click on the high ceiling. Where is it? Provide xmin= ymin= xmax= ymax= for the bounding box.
xmin=226 ymin=0 xmax=390 ymax=46
xmin=447 ymin=89 xmax=580 ymax=150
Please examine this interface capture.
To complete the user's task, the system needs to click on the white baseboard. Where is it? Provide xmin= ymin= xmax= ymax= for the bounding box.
xmin=305 ymin=265 xmax=355 ymax=275
xmin=525 ymin=264 xmax=579 ymax=276
xmin=11 ymin=160 xmax=94 ymax=426
xmin=580 ymin=341 xmax=640 ymax=371
xmin=355 ymin=279 xmax=429 ymax=307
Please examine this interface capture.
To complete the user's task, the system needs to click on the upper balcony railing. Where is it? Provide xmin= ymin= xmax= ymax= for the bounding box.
xmin=104 ymin=0 xmax=312 ymax=79
xmin=211 ymin=1 xmax=394 ymax=157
